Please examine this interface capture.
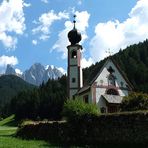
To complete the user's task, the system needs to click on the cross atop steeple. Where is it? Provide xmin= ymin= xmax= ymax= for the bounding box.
xmin=106 ymin=48 xmax=113 ymax=57
xmin=73 ymin=14 xmax=76 ymax=29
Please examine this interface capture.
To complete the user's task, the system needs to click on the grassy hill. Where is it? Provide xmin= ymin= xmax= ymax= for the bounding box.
xmin=83 ymin=39 xmax=148 ymax=93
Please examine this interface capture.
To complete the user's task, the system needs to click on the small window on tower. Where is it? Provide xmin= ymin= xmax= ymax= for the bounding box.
xmin=71 ymin=50 xmax=77 ymax=58
xmin=72 ymin=78 xmax=76 ymax=83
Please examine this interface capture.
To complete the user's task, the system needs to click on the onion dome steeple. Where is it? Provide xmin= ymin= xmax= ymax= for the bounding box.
xmin=68 ymin=15 xmax=82 ymax=45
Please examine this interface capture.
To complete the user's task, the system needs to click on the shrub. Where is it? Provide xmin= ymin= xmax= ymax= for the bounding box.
xmin=62 ymin=98 xmax=99 ymax=121
xmin=121 ymin=92 xmax=148 ymax=111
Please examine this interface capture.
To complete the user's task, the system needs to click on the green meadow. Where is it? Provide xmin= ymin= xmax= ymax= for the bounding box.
xmin=0 ymin=115 xmax=54 ymax=148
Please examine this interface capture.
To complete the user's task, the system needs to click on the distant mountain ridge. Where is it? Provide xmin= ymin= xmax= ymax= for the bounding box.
xmin=5 ymin=63 xmax=64 ymax=86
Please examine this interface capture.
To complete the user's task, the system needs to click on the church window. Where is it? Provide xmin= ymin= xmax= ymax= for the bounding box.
xmin=106 ymin=88 xmax=119 ymax=95
xmin=108 ymin=74 xmax=116 ymax=86
xmin=71 ymin=50 xmax=77 ymax=58
xmin=72 ymin=78 xmax=76 ymax=83
xmin=101 ymin=107 xmax=106 ymax=113
xmin=83 ymin=95 xmax=89 ymax=103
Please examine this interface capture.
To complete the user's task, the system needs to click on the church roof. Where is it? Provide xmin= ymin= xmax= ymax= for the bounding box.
xmin=102 ymin=94 xmax=123 ymax=104
xmin=77 ymin=85 xmax=90 ymax=95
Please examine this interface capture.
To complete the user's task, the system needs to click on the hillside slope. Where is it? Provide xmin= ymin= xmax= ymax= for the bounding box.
xmin=0 ymin=75 xmax=35 ymax=113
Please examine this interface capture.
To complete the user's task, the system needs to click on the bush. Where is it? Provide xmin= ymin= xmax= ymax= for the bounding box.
xmin=62 ymin=98 xmax=99 ymax=121
xmin=121 ymin=92 xmax=148 ymax=111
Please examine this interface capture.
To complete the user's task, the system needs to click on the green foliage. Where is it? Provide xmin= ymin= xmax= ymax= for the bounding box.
xmin=62 ymin=98 xmax=99 ymax=121
xmin=121 ymin=92 xmax=148 ymax=111
xmin=0 ymin=75 xmax=35 ymax=117
xmin=10 ymin=75 xmax=67 ymax=120
xmin=11 ymin=89 xmax=40 ymax=120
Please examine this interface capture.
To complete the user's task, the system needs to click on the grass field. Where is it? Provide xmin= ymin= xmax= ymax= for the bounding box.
xmin=0 ymin=115 xmax=56 ymax=148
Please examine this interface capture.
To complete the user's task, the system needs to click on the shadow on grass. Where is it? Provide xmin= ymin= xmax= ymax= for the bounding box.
xmin=43 ymin=141 xmax=148 ymax=148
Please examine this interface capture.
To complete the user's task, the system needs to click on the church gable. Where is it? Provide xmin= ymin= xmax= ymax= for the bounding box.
xmin=92 ymin=58 xmax=132 ymax=93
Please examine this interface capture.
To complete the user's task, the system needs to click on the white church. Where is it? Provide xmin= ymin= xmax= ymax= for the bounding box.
xmin=67 ymin=18 xmax=133 ymax=113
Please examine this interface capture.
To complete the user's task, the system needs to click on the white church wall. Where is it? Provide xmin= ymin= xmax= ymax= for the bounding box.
xmin=95 ymin=87 xmax=107 ymax=109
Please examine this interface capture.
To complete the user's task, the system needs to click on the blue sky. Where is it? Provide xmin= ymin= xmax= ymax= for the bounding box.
xmin=0 ymin=0 xmax=147 ymax=74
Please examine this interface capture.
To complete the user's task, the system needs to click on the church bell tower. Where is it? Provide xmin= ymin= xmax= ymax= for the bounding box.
xmin=67 ymin=15 xmax=83 ymax=99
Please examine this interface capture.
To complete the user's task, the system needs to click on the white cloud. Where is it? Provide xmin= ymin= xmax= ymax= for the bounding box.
xmin=52 ymin=11 xmax=90 ymax=59
xmin=41 ymin=0 xmax=48 ymax=4
xmin=23 ymin=2 xmax=31 ymax=7
xmin=39 ymin=35 xmax=49 ymax=41
xmin=81 ymin=57 xmax=93 ymax=68
xmin=0 ymin=55 xmax=18 ymax=73
xmin=0 ymin=0 xmax=26 ymax=49
xmin=15 ymin=68 xmax=22 ymax=75
xmin=90 ymin=0 xmax=148 ymax=62
xmin=32 ymin=40 xmax=38 ymax=45
xmin=0 ymin=55 xmax=18 ymax=67
xmin=32 ymin=10 xmax=69 ymax=41
xmin=0 ymin=32 xmax=17 ymax=49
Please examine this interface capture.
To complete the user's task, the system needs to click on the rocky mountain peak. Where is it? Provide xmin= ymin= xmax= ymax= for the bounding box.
xmin=5 ymin=64 xmax=16 ymax=75
xmin=5 ymin=63 xmax=64 ymax=86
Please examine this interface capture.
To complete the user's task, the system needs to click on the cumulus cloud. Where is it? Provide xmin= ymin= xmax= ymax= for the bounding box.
xmin=23 ymin=2 xmax=31 ymax=7
xmin=0 ymin=55 xmax=18 ymax=73
xmin=81 ymin=57 xmax=93 ymax=68
xmin=32 ymin=10 xmax=69 ymax=41
xmin=32 ymin=40 xmax=38 ymax=45
xmin=0 ymin=0 xmax=26 ymax=49
xmin=52 ymin=11 xmax=90 ymax=59
xmin=90 ymin=0 xmax=148 ymax=62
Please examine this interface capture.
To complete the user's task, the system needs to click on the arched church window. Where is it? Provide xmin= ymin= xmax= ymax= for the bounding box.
xmin=101 ymin=107 xmax=106 ymax=113
xmin=71 ymin=50 xmax=77 ymax=58
xmin=108 ymin=74 xmax=116 ymax=86
xmin=106 ymin=88 xmax=119 ymax=95
xmin=107 ymin=66 xmax=116 ymax=86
